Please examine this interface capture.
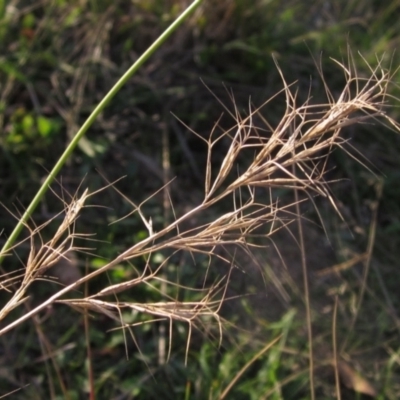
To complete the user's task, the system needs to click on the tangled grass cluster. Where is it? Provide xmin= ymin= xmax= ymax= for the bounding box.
xmin=0 ymin=53 xmax=399 ymax=397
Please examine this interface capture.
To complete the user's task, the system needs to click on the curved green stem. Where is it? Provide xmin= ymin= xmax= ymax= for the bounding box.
xmin=0 ymin=0 xmax=202 ymax=264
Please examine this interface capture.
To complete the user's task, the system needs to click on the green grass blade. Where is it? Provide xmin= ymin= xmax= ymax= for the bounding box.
xmin=0 ymin=0 xmax=202 ymax=264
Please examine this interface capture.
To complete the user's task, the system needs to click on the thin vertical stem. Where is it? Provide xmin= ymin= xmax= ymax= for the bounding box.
xmin=333 ymin=295 xmax=341 ymax=400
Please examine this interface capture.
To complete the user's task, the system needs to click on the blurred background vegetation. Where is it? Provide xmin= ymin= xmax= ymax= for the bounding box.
xmin=1 ymin=0 xmax=400 ymax=398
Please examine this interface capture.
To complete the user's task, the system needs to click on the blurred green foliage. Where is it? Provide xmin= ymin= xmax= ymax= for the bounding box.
xmin=1 ymin=0 xmax=400 ymax=398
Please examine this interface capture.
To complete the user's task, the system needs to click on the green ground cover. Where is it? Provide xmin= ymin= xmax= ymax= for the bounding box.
xmin=1 ymin=1 xmax=400 ymax=398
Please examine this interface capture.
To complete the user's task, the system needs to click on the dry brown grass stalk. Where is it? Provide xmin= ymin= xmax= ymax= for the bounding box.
xmin=1 ymin=56 xmax=399 ymax=365
xmin=0 ymin=188 xmax=91 ymax=322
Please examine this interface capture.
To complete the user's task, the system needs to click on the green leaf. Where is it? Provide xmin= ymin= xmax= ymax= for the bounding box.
xmin=22 ymin=114 xmax=35 ymax=136
xmin=37 ymin=116 xmax=53 ymax=137
xmin=0 ymin=60 xmax=28 ymax=82
xmin=22 ymin=13 xmax=35 ymax=29
xmin=91 ymin=258 xmax=108 ymax=268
